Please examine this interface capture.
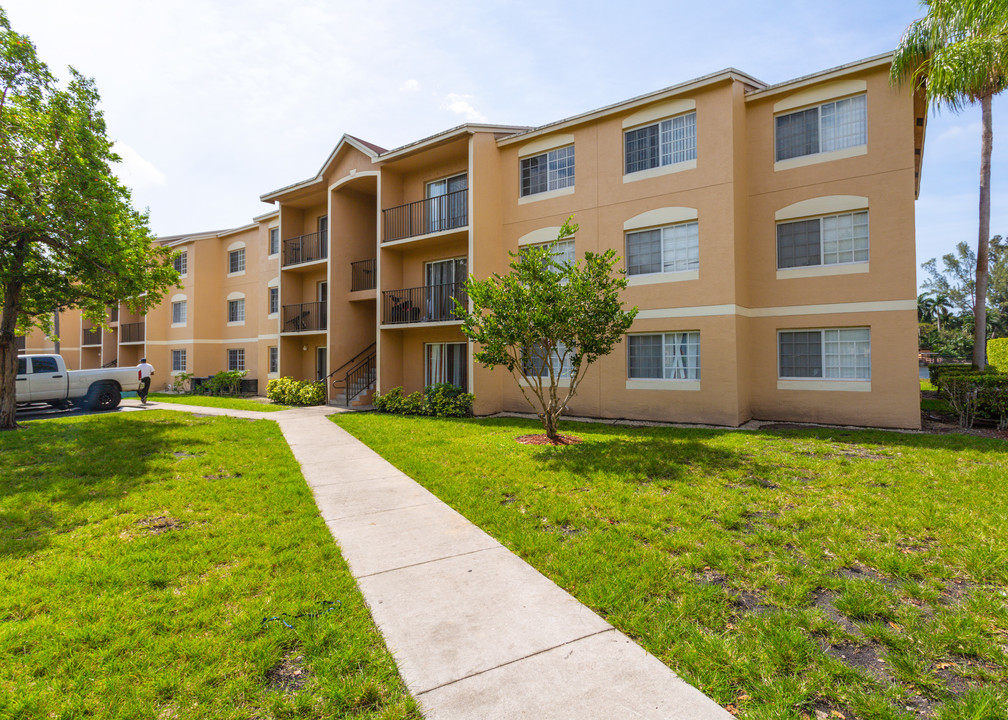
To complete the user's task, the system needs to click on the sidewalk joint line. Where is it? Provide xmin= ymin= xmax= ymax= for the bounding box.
xmin=414 ymin=628 xmax=616 ymax=697
xmin=321 ymin=500 xmax=441 ymax=523
xmin=357 ymin=545 xmax=500 ymax=579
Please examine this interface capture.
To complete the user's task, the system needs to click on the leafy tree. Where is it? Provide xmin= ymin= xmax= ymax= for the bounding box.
xmin=457 ymin=217 xmax=638 ymax=442
xmin=921 ymin=236 xmax=1008 ymax=341
xmin=921 ymin=241 xmax=978 ymax=320
xmin=0 ymin=10 xmax=177 ymax=429
xmin=892 ymin=0 xmax=1008 ymax=369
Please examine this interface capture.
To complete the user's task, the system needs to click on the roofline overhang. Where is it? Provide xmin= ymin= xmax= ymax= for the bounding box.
xmin=744 ymin=52 xmax=894 ymax=102
xmin=375 ymin=123 xmax=531 ymax=163
xmin=260 ymin=134 xmax=384 ymax=203
xmin=496 ymin=68 xmax=766 ymax=147
xmin=252 ymin=209 xmax=280 ymax=223
xmin=216 ymin=223 xmax=258 ymax=239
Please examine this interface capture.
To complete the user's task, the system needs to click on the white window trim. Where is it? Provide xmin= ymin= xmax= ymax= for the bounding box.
xmin=173 ymin=251 xmax=188 ymax=279
xmin=623 ymin=110 xmax=698 ymax=179
xmin=626 ymin=331 xmax=701 ymax=383
xmin=227 ymin=248 xmax=246 ymax=277
xmin=776 ymin=327 xmax=871 ymax=384
xmin=227 ymin=297 xmax=245 ymax=327
xmin=775 ymin=210 xmax=870 ymax=273
xmin=170 ymin=299 xmax=187 ymax=328
xmin=170 ymin=349 xmax=187 ymax=374
xmin=518 ymin=144 xmax=575 ymax=201
xmin=773 ymin=93 xmax=868 ymax=172
xmin=268 ymin=226 xmax=280 ymax=258
xmin=227 ymin=348 xmax=246 ymax=372
xmin=267 ymin=287 xmax=279 ymax=319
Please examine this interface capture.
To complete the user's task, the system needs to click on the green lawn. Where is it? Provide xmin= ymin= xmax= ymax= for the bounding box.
xmin=334 ymin=414 xmax=1008 ymax=720
xmin=146 ymin=393 xmax=290 ymax=412
xmin=0 ymin=412 xmax=418 ymax=719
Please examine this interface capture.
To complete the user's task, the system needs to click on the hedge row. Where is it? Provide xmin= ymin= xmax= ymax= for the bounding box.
xmin=928 ymin=364 xmax=1008 ymax=429
xmin=266 ymin=377 xmax=326 ymax=406
xmin=373 ymin=383 xmax=474 ymax=418
xmin=990 ymin=338 xmax=1008 ymax=372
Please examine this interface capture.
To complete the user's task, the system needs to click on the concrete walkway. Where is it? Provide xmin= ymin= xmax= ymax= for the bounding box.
xmin=123 ymin=399 xmax=731 ymax=719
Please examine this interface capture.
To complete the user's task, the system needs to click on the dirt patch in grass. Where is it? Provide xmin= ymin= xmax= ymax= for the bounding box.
xmin=732 ymin=590 xmax=772 ymax=614
xmin=136 ymin=516 xmax=183 ymax=535
xmin=823 ymin=640 xmax=892 ymax=683
xmin=172 ymin=451 xmax=203 ymax=458
xmin=515 ymin=433 xmax=582 ymax=446
xmin=265 ymin=653 xmax=310 ymax=694
xmin=203 ymin=472 xmax=241 ymax=480
xmin=813 ymin=589 xmax=863 ymax=637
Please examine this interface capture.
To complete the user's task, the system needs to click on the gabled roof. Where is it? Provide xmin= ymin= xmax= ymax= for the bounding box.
xmin=375 ymin=123 xmax=531 ymax=163
xmin=260 ymin=133 xmax=386 ymax=202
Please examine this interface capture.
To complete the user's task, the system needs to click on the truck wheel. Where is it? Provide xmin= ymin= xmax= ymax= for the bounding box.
xmin=89 ymin=384 xmax=121 ymax=411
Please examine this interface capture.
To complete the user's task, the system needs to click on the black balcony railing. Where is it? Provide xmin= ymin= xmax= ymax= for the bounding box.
xmin=82 ymin=328 xmax=102 ymax=346
xmin=382 ymin=282 xmax=467 ymax=325
xmin=282 ymin=301 xmax=327 ymax=333
xmin=120 ymin=322 xmax=144 ymax=344
xmin=382 ymin=189 xmax=467 ymax=243
xmin=351 ymin=258 xmax=376 ymax=292
xmin=282 ymin=231 xmax=328 ymax=267
xmin=15 ymin=336 xmax=25 ymax=352
xmin=109 ymin=306 xmax=119 ymax=322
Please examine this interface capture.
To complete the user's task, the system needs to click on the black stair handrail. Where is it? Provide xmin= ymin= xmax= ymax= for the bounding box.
xmin=341 ymin=351 xmax=376 ymax=406
xmin=327 ymin=343 xmax=377 ymax=388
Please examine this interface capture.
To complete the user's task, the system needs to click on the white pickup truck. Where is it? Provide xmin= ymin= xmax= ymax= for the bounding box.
xmin=16 ymin=354 xmax=143 ymax=411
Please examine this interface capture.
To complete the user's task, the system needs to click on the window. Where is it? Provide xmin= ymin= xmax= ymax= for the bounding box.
xmin=624 ymin=112 xmax=697 ymax=175
xmin=777 ymin=211 xmax=869 ymax=269
xmin=520 ymin=239 xmax=575 ymax=268
xmin=626 ymin=222 xmax=699 ymax=276
xmin=425 ymin=258 xmax=467 ymax=322
xmin=268 ymin=287 xmax=279 ymax=315
xmin=778 ymin=328 xmax=871 ymax=380
xmin=17 ymin=358 xmax=26 ymax=375
xmin=171 ymin=300 xmax=187 ymax=324
xmin=227 ymin=298 xmax=245 ymax=323
xmin=171 ymin=349 xmax=186 ymax=372
xmin=628 ymin=332 xmax=700 ymax=380
xmin=269 ymin=346 xmax=278 ymax=374
xmin=425 ymin=342 xmax=467 ymax=388
xmin=523 ymin=341 xmax=572 ymax=378
xmin=173 ymin=251 xmax=187 ymax=276
xmin=775 ymin=95 xmax=867 ymax=162
xmin=426 ymin=173 xmax=467 ymax=233
xmin=520 ymin=145 xmax=574 ymax=197
xmin=227 ymin=348 xmax=245 ymax=372
xmin=269 ymin=228 xmax=279 ymax=256
xmin=228 ymin=248 xmax=246 ymax=274
xmin=30 ymin=356 xmax=59 ymax=374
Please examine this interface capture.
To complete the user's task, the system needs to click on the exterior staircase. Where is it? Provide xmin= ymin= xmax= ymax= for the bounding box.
xmin=328 ymin=344 xmax=376 ymax=408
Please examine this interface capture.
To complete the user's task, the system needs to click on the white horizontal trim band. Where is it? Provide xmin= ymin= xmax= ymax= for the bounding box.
xmin=636 ymin=299 xmax=915 ymax=320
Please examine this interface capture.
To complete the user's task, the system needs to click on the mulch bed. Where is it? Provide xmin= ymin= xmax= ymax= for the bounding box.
xmin=515 ymin=433 xmax=583 ymax=446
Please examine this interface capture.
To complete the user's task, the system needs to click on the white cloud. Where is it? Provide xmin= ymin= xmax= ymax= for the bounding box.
xmin=936 ymin=121 xmax=982 ymax=142
xmin=112 ymin=142 xmax=166 ymax=189
xmin=399 ymin=78 xmax=420 ymax=92
xmin=443 ymin=93 xmax=486 ymax=122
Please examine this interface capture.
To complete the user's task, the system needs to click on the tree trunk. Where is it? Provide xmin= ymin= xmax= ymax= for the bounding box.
xmin=974 ymin=94 xmax=992 ymax=370
xmin=543 ymin=408 xmax=559 ymax=442
xmin=0 ymin=282 xmax=23 ymax=430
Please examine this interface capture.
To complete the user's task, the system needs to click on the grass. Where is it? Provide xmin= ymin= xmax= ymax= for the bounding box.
xmin=0 ymin=412 xmax=418 ymax=719
xmin=146 ymin=393 xmax=290 ymax=412
xmin=334 ymin=413 xmax=1008 ymax=720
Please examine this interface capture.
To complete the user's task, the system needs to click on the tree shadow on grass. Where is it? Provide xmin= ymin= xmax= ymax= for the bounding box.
xmin=0 ymin=412 xmax=212 ymax=558
xmin=755 ymin=426 xmax=1008 ymax=455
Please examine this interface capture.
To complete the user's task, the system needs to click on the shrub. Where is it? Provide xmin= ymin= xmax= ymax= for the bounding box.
xmin=373 ymin=384 xmax=474 ymax=418
xmin=928 ymin=363 xmax=973 ymax=391
xmin=198 ymin=370 xmax=246 ymax=396
xmin=989 ymin=338 xmax=1008 ymax=372
xmin=932 ymin=367 xmax=1008 ymax=429
xmin=170 ymin=371 xmax=193 ymax=393
xmin=266 ymin=377 xmax=325 ymax=406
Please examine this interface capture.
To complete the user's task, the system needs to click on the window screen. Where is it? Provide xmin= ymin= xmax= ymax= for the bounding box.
xmin=628 ymin=333 xmax=700 ymax=379
xmin=520 ymin=146 xmax=574 ymax=197
xmin=228 ymin=299 xmax=245 ymax=322
xmin=775 ymin=107 xmax=819 ymax=162
xmin=227 ymin=349 xmax=245 ymax=372
xmin=269 ymin=228 xmax=279 ymax=255
xmin=172 ymin=301 xmax=186 ymax=324
xmin=779 ymin=331 xmax=824 ymax=378
xmin=173 ymin=252 xmax=187 ymax=275
xmin=171 ymin=349 xmax=186 ymax=372
xmin=626 ymin=222 xmax=699 ymax=275
xmin=777 ymin=219 xmax=821 ymax=268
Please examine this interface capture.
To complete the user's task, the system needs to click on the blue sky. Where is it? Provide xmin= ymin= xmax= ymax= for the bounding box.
xmin=4 ymin=0 xmax=1005 ymax=289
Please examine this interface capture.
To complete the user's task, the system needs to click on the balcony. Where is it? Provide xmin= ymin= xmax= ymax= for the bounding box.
xmin=120 ymin=322 xmax=144 ymax=344
xmin=282 ymin=301 xmax=327 ymax=333
xmin=109 ymin=306 xmax=119 ymax=322
xmin=282 ymin=231 xmax=328 ymax=268
xmin=382 ymin=189 xmax=467 ymax=243
xmin=82 ymin=328 xmax=102 ymax=346
xmin=351 ymin=258 xmax=376 ymax=292
xmin=382 ymin=282 xmax=467 ymax=326
xmin=15 ymin=336 xmax=25 ymax=352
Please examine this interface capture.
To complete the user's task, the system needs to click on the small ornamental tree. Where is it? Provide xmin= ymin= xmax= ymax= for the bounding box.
xmin=0 ymin=10 xmax=177 ymax=429
xmin=457 ymin=217 xmax=637 ymax=442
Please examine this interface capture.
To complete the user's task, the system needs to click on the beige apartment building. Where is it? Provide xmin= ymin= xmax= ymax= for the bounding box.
xmin=21 ymin=53 xmax=926 ymax=429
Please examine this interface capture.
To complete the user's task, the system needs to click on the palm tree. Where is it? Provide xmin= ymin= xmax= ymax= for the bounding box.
xmin=892 ymin=0 xmax=1008 ymax=370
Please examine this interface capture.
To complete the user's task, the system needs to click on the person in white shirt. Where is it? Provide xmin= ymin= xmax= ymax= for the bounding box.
xmin=137 ymin=358 xmax=155 ymax=404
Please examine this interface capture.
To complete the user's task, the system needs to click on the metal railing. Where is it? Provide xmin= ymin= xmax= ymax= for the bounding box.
xmin=328 ymin=345 xmax=377 ymax=407
xmin=351 ymin=258 xmax=377 ymax=291
xmin=82 ymin=328 xmax=102 ymax=346
xmin=382 ymin=282 xmax=467 ymax=325
xmin=282 ymin=301 xmax=327 ymax=333
xmin=382 ymin=188 xmax=467 ymax=242
xmin=282 ymin=230 xmax=328 ymax=267
xmin=15 ymin=336 xmax=25 ymax=352
xmin=102 ymin=358 xmax=118 ymax=368
xmin=108 ymin=306 xmax=119 ymax=322
xmin=120 ymin=322 xmax=144 ymax=343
